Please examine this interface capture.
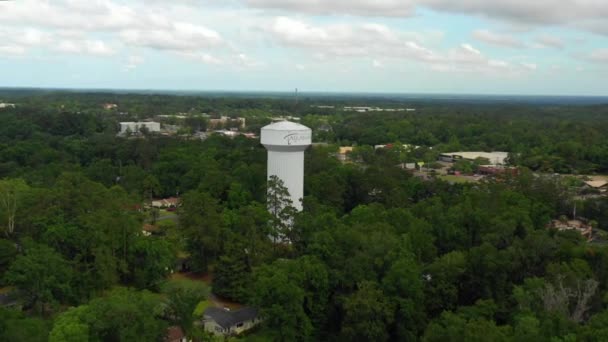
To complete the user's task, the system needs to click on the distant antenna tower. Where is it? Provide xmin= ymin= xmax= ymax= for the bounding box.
xmin=295 ymin=88 xmax=299 ymax=106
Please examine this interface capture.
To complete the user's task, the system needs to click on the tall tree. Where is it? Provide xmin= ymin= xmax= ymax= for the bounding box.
xmin=179 ymin=189 xmax=224 ymax=272
xmin=266 ymin=175 xmax=296 ymax=241
xmin=341 ymin=281 xmax=395 ymax=342
xmin=161 ymin=279 xmax=210 ymax=338
xmin=0 ymin=178 xmax=29 ymax=237
xmin=49 ymin=287 xmax=166 ymax=342
xmin=3 ymin=240 xmax=73 ymax=314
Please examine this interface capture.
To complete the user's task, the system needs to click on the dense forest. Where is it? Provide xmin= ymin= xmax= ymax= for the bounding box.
xmin=2 ymin=91 xmax=608 ymax=341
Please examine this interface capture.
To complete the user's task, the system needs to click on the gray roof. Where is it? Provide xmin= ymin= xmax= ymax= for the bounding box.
xmin=0 ymin=293 xmax=18 ymax=307
xmin=204 ymin=307 xmax=258 ymax=329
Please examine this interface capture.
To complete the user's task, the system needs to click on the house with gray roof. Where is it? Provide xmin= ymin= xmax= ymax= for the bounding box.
xmin=202 ymin=306 xmax=260 ymax=336
xmin=0 ymin=292 xmax=21 ymax=310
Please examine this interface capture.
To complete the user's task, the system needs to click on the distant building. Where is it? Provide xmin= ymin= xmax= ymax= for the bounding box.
xmin=164 ymin=326 xmax=187 ymax=342
xmin=208 ymin=116 xmax=246 ymax=130
xmin=337 ymin=146 xmax=354 ymax=162
xmin=439 ymin=151 xmax=509 ymax=165
xmin=119 ymin=122 xmax=161 ymax=136
xmin=214 ymin=130 xmax=240 ymax=138
xmin=0 ymin=103 xmax=16 ymax=109
xmin=193 ymin=132 xmax=210 ymax=141
xmin=477 ymin=165 xmax=518 ymax=176
xmin=397 ymin=163 xmax=417 ymax=170
xmin=158 ymin=114 xmax=188 ymax=119
xmin=375 ymin=144 xmax=420 ymax=151
xmin=318 ymin=124 xmax=333 ymax=132
xmin=343 ymin=106 xmax=409 ymax=112
xmin=151 ymin=197 xmax=179 ymax=209
xmin=203 ymin=307 xmax=261 ymax=336
xmin=584 ymin=180 xmax=608 ymax=193
xmin=242 ymin=133 xmax=258 ymax=139
xmin=548 ymin=219 xmax=594 ymax=241
xmin=102 ymin=103 xmax=118 ymax=110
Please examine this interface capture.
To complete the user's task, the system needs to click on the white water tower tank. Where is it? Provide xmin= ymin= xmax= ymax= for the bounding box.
xmin=261 ymin=121 xmax=312 ymax=211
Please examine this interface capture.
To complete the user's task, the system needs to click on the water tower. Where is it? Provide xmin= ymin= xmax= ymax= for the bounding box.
xmin=261 ymin=121 xmax=312 ymax=211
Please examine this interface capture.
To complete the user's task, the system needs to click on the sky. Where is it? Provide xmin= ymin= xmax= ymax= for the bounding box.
xmin=1 ymin=0 xmax=607 ymax=95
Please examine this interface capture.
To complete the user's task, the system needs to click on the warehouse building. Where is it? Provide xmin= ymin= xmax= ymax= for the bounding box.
xmin=119 ymin=122 xmax=161 ymax=136
xmin=439 ymin=151 xmax=509 ymax=165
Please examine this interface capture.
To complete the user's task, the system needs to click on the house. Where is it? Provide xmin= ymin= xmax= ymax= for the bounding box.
xmin=203 ymin=307 xmax=260 ymax=336
xmin=397 ymin=163 xmax=417 ymax=170
xmin=337 ymin=146 xmax=354 ymax=162
xmin=0 ymin=292 xmax=21 ymax=310
xmin=165 ymin=326 xmax=188 ymax=342
xmin=151 ymin=197 xmax=180 ymax=209
xmin=584 ymin=180 xmax=608 ymax=193
xmin=102 ymin=103 xmax=118 ymax=110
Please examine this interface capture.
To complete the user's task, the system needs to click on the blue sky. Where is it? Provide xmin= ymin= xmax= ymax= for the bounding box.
xmin=0 ymin=0 xmax=607 ymax=95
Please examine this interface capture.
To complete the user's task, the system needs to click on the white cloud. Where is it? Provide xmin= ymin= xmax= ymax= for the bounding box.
xmin=588 ymin=49 xmax=608 ymax=63
xmin=246 ymin=0 xmax=415 ymax=17
xmin=0 ymin=45 xmax=26 ymax=56
xmin=0 ymin=0 xmax=226 ymax=57
xmin=460 ymin=44 xmax=481 ymax=56
xmin=177 ymin=51 xmax=224 ymax=65
xmin=423 ymin=0 xmax=608 ymax=30
xmin=123 ymin=55 xmax=144 ymax=71
xmin=234 ymin=53 xmax=263 ymax=68
xmin=54 ymin=40 xmax=116 ymax=56
xmin=243 ymin=0 xmax=608 ymax=36
xmin=20 ymin=28 xmax=53 ymax=46
xmin=0 ymin=0 xmax=140 ymax=31
xmin=472 ymin=29 xmax=524 ymax=48
xmin=266 ymin=17 xmax=533 ymax=76
xmin=533 ymin=34 xmax=565 ymax=49
xmin=488 ymin=60 xmax=510 ymax=68
xmin=120 ymin=22 xmax=223 ymax=51
xmin=520 ymin=62 xmax=538 ymax=70
xmin=267 ymin=17 xmax=444 ymax=62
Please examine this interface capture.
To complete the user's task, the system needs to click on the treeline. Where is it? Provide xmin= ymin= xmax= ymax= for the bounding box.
xmin=302 ymin=104 xmax=608 ymax=174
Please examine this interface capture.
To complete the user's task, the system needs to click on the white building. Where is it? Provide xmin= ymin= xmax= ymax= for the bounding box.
xmin=0 ymin=103 xmax=16 ymax=109
xmin=439 ymin=151 xmax=509 ymax=165
xmin=119 ymin=122 xmax=161 ymax=135
xmin=261 ymin=121 xmax=312 ymax=212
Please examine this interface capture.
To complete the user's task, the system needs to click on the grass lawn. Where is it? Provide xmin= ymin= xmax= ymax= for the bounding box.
xmin=159 ymin=209 xmax=175 ymax=216
xmin=194 ymin=300 xmax=211 ymax=317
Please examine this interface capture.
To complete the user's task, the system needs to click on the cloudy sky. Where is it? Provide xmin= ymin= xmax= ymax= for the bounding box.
xmin=1 ymin=0 xmax=607 ymax=95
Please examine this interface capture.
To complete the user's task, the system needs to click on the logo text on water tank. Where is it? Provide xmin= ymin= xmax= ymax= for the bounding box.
xmin=283 ymin=133 xmax=310 ymax=145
